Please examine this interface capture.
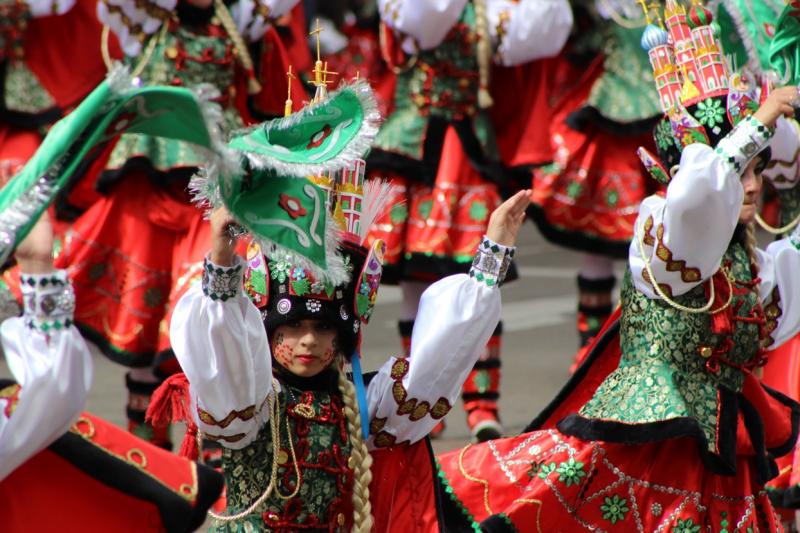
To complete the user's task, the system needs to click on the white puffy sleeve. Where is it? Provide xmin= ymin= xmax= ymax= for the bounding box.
xmin=487 ymin=0 xmax=573 ymax=66
xmin=27 ymin=0 xmax=75 ymax=17
xmin=630 ymin=116 xmax=773 ymax=299
xmin=170 ymin=257 xmax=272 ymax=450
xmin=763 ymin=116 xmax=800 ymax=191
xmin=377 ymin=0 xmax=468 ymax=52
xmin=229 ymin=0 xmax=300 ymax=43
xmin=97 ymin=0 xmax=178 ymax=57
xmin=365 ymin=237 xmax=510 ymax=448
xmin=757 ymin=226 xmax=800 ymax=348
xmin=0 ymin=270 xmax=93 ymax=481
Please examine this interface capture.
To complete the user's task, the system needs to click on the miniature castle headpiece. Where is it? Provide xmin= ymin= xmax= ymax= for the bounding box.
xmin=637 ymin=0 xmax=766 ymax=184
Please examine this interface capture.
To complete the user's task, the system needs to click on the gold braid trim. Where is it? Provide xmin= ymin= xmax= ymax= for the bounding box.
xmin=338 ymin=363 xmax=374 ymax=532
xmin=213 ymin=0 xmax=262 ymax=94
xmin=473 ymin=0 xmax=493 ymax=109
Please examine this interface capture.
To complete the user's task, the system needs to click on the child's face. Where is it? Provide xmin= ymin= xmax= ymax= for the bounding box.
xmin=271 ymin=319 xmax=339 ymax=378
xmin=738 ymin=157 xmax=765 ymax=224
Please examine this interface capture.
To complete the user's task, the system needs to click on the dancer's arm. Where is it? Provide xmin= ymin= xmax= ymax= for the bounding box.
xmin=0 ymin=214 xmax=93 ymax=480
xmin=171 ymin=209 xmax=272 ymax=449
xmin=630 ymin=88 xmax=798 ymax=298
xmin=487 ymin=0 xmax=573 ymax=66
xmin=365 ymin=191 xmax=529 ymax=448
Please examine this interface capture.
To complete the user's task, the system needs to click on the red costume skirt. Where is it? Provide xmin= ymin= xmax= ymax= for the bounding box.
xmin=54 ymin=173 xmax=210 ymax=370
xmin=763 ymin=335 xmax=800 ymax=513
xmin=529 ymin=56 xmax=658 ymax=259
xmin=367 ymin=128 xmax=505 ymax=284
xmin=437 ymin=430 xmax=784 ymax=532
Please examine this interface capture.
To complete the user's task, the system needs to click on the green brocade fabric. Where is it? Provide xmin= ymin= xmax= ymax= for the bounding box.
xmin=778 ymin=186 xmax=800 ymax=230
xmin=770 ymin=4 xmax=800 ymax=84
xmin=372 ymin=2 xmax=497 ymax=160
xmin=579 ymin=243 xmax=762 ymax=454
xmin=105 ymin=23 xmax=242 ymax=174
xmin=3 ymin=62 xmax=55 ymax=114
xmin=585 ymin=24 xmax=661 ymax=123
xmin=212 ymin=381 xmax=353 ymax=533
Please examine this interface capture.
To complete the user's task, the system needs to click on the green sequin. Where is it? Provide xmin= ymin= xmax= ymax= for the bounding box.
xmin=580 ymin=243 xmax=762 ymax=455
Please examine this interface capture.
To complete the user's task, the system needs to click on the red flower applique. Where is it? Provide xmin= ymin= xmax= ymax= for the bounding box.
xmin=307 ymin=124 xmax=332 ymax=149
xmin=279 ymin=193 xmax=307 ymax=219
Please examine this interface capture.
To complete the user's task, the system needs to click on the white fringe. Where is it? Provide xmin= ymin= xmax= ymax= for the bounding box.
xmin=358 ymin=179 xmax=401 ymax=245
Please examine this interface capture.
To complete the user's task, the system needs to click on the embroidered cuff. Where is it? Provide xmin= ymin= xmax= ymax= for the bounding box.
xmin=790 ymin=223 xmax=800 ymax=251
xmin=469 ymin=236 xmax=515 ymax=287
xmin=202 ymin=256 xmax=243 ymax=301
xmin=19 ymin=270 xmax=75 ymax=333
xmin=714 ymin=115 xmax=773 ymax=175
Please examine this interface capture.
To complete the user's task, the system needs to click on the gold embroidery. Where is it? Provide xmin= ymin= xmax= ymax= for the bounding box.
xmin=204 ymin=432 xmax=247 ymax=443
xmin=0 ymin=384 xmax=21 ymax=418
xmin=369 ymin=416 xmax=387 ymax=435
xmin=72 ymin=416 xmax=96 ymax=439
xmin=388 ymin=357 xmax=452 ymax=422
xmin=763 ymin=287 xmax=782 ymax=348
xmin=512 ymin=498 xmax=544 ymax=533
xmin=197 ymin=404 xmax=256 ymax=428
xmin=126 ymin=448 xmax=148 ymax=469
xmin=458 ymin=444 xmax=492 ymax=515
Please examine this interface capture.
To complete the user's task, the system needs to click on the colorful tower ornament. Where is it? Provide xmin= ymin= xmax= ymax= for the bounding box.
xmin=640 ymin=0 xmax=730 ymax=111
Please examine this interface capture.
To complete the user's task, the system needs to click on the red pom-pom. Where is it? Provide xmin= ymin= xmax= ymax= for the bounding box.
xmin=145 ymin=373 xmax=192 ymax=428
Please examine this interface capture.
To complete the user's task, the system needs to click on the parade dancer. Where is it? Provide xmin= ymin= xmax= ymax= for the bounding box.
xmin=152 ymin=79 xmax=531 ymax=530
xmin=368 ymin=0 xmax=572 ymax=441
xmin=431 ymin=3 xmax=800 ymax=530
xmin=0 ymin=215 xmax=223 ymax=532
xmin=53 ymin=0 xmax=302 ymax=447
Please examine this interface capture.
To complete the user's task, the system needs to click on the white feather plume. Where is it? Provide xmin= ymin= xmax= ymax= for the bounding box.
xmin=358 ymin=179 xmax=402 ymax=245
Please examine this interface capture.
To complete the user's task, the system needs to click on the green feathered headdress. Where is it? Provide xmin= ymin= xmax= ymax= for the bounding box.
xmin=0 ymin=66 xmax=235 ymax=265
xmin=191 ymin=80 xmax=382 ymax=284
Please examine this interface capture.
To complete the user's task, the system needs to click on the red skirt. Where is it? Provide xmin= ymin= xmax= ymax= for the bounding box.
xmin=763 ymin=335 xmax=800 ymax=512
xmin=438 ymin=430 xmax=784 ymax=532
xmin=529 ymin=56 xmax=658 ymax=259
xmin=54 ymin=173 xmax=207 ymax=369
xmin=366 ymin=127 xmax=504 ymax=283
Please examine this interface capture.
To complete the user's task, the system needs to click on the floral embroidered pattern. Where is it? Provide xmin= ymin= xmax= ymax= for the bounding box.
xmin=672 ymin=518 xmax=701 ymax=533
xmin=556 ymin=457 xmax=586 ymax=487
xmin=213 ymin=381 xmax=353 ymax=532
xmin=639 ymin=217 xmax=702 ymax=297
xmin=202 ymin=259 xmax=242 ymax=302
xmin=600 ymin=494 xmax=629 ymax=524
xmin=580 ymin=243 xmax=763 ymax=455
xmin=694 ymin=98 xmax=725 ymax=129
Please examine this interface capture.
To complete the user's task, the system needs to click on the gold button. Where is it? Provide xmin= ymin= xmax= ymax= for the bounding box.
xmin=699 ymin=346 xmax=713 ymax=358
xmin=165 ymin=47 xmax=179 ymax=59
xmin=268 ymin=512 xmax=279 ymax=522
xmin=458 ymin=77 xmax=470 ymax=88
xmin=337 ymin=513 xmax=345 ymax=526
xmin=211 ymin=16 xmax=221 ymax=25
xmin=413 ymin=94 xmax=426 ymax=107
xmin=276 ymin=450 xmax=288 ymax=465
xmin=347 ymin=457 xmax=356 ymax=470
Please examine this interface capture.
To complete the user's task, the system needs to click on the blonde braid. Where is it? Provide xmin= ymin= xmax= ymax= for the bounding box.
xmin=337 ymin=362 xmax=374 ymax=532
xmin=744 ymin=222 xmax=760 ymax=299
xmin=473 ymin=0 xmax=494 ymax=109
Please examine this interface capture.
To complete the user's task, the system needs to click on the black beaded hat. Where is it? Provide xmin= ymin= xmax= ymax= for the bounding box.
xmin=243 ymin=238 xmax=385 ymax=359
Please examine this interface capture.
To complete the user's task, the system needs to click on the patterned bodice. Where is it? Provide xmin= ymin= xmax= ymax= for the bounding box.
xmin=106 ymin=17 xmax=244 ymax=173
xmin=580 ymin=242 xmax=768 ymax=453
xmin=212 ymin=380 xmax=354 ymax=533
xmin=134 ymin=20 xmax=237 ymax=104
xmin=400 ymin=2 xmax=480 ymax=121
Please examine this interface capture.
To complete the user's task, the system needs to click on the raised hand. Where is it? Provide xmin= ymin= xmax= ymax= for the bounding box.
xmin=754 ymin=86 xmax=798 ymax=128
xmin=486 ymin=189 xmax=531 ymax=248
xmin=15 ymin=212 xmax=55 ymax=274
xmin=209 ymin=207 xmax=241 ymax=266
